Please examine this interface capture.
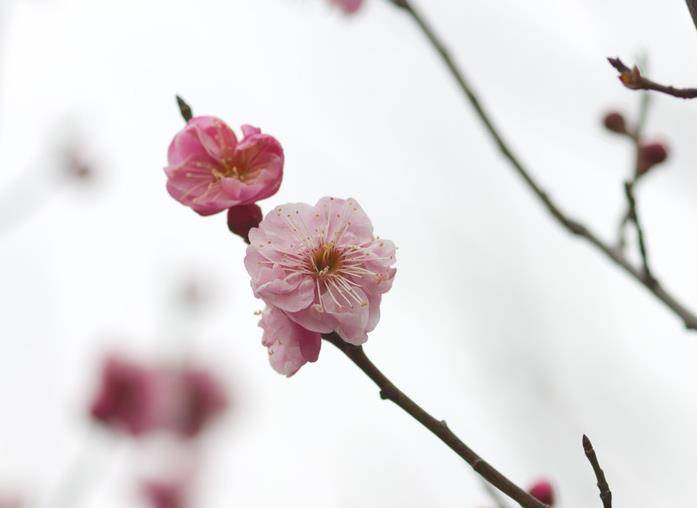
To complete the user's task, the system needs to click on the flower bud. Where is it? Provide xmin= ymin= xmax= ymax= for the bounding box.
xmin=227 ymin=204 xmax=263 ymax=243
xmin=637 ymin=141 xmax=669 ymax=176
xmin=528 ymin=480 xmax=555 ymax=506
xmin=602 ymin=111 xmax=627 ymax=134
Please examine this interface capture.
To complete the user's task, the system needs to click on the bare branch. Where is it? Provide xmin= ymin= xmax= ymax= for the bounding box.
xmin=322 ymin=333 xmax=549 ymax=508
xmin=608 ymin=57 xmax=697 ymax=99
xmin=387 ymin=1 xmax=697 ymax=331
xmin=582 ymin=435 xmax=613 ymax=508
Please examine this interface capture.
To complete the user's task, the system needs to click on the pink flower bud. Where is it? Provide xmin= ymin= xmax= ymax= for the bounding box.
xmin=227 ymin=204 xmax=263 ymax=243
xmin=165 ymin=118 xmax=283 ymax=216
xmin=637 ymin=140 xmax=669 ymax=176
xmin=528 ymin=480 xmax=555 ymax=506
xmin=602 ymin=111 xmax=627 ymax=134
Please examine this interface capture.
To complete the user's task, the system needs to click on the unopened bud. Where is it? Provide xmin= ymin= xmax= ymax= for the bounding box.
xmin=637 ymin=141 xmax=669 ymax=176
xmin=528 ymin=480 xmax=555 ymax=506
xmin=602 ymin=111 xmax=627 ymax=134
xmin=227 ymin=204 xmax=263 ymax=243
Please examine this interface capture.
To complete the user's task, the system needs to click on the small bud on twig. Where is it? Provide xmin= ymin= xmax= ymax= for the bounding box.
xmin=176 ymin=95 xmax=193 ymax=123
xmin=602 ymin=111 xmax=628 ymax=135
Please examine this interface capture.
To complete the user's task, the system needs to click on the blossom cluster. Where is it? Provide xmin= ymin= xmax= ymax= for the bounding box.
xmin=90 ymin=354 xmax=228 ymax=439
xmin=165 ymin=115 xmax=396 ymax=376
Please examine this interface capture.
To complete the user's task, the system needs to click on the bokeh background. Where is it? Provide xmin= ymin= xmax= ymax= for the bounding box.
xmin=1 ymin=0 xmax=697 ymax=506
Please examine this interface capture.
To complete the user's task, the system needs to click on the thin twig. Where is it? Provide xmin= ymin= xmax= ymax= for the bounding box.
xmin=623 ymin=181 xmax=655 ymax=285
xmin=390 ymin=0 xmax=697 ymax=331
xmin=608 ymin=57 xmax=697 ymax=99
xmin=321 ymin=333 xmax=548 ymax=508
xmin=582 ymin=435 xmax=612 ymax=508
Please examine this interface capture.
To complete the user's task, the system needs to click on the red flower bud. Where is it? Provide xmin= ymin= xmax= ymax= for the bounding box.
xmin=227 ymin=204 xmax=263 ymax=243
xmin=528 ymin=480 xmax=555 ymax=506
xmin=602 ymin=111 xmax=627 ymax=134
xmin=637 ymin=140 xmax=669 ymax=176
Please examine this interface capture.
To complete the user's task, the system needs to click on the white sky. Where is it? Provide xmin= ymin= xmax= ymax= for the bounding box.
xmin=1 ymin=0 xmax=697 ymax=506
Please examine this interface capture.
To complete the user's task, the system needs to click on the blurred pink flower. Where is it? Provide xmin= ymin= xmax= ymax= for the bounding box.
xmin=167 ymin=368 xmax=228 ymax=439
xmin=330 ymin=0 xmax=364 ymax=14
xmin=259 ymin=305 xmax=321 ymax=376
xmin=90 ymin=355 xmax=160 ymax=437
xmin=245 ymin=197 xmax=396 ymax=346
xmin=0 ymin=495 xmax=22 ymax=508
xmin=165 ymin=117 xmax=283 ymax=216
xmin=142 ymin=479 xmax=188 ymax=508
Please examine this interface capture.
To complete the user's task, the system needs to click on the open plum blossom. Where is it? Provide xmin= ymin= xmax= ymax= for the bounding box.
xmin=259 ymin=305 xmax=321 ymax=376
xmin=165 ymin=116 xmax=283 ymax=216
xmin=330 ymin=0 xmax=364 ymax=14
xmin=246 ymin=197 xmax=396 ymax=352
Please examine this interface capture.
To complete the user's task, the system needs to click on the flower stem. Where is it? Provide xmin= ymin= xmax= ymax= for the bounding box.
xmin=321 ymin=333 xmax=548 ymax=508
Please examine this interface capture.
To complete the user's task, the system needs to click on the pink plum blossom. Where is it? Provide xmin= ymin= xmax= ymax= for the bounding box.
xmin=90 ymin=355 xmax=160 ymax=437
xmin=245 ymin=197 xmax=396 ymax=348
xmin=330 ymin=0 xmax=364 ymax=14
xmin=259 ymin=305 xmax=321 ymax=376
xmin=165 ymin=117 xmax=283 ymax=216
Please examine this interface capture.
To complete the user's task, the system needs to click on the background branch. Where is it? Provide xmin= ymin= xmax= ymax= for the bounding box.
xmin=391 ymin=0 xmax=697 ymax=332
xmin=321 ymin=333 xmax=548 ymax=508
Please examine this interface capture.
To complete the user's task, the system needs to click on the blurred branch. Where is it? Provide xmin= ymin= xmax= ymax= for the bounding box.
xmin=582 ymin=435 xmax=612 ymax=508
xmin=623 ymin=181 xmax=655 ymax=285
xmin=616 ymin=87 xmax=651 ymax=254
xmin=608 ymin=57 xmax=697 ymax=99
xmin=322 ymin=333 xmax=549 ymax=508
xmin=686 ymin=0 xmax=697 ymax=34
xmin=389 ymin=0 xmax=697 ymax=332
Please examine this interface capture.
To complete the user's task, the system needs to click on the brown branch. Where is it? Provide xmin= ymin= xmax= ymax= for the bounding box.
xmin=321 ymin=333 xmax=548 ymax=508
xmin=388 ymin=1 xmax=697 ymax=331
xmin=582 ymin=435 xmax=612 ymax=508
xmin=607 ymin=57 xmax=697 ymax=99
